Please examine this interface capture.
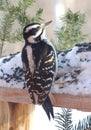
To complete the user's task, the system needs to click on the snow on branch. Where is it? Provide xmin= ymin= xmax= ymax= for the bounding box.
xmin=0 ymin=43 xmax=91 ymax=96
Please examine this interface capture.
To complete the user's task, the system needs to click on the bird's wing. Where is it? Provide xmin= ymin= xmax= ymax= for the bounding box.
xmin=33 ymin=48 xmax=56 ymax=119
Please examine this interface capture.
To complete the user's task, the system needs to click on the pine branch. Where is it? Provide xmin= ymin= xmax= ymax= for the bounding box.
xmin=0 ymin=8 xmax=14 ymax=55
xmin=55 ymin=108 xmax=73 ymax=130
xmin=2 ymin=11 xmax=13 ymax=42
xmin=0 ymin=0 xmax=43 ymax=55
xmin=55 ymin=9 xmax=87 ymax=50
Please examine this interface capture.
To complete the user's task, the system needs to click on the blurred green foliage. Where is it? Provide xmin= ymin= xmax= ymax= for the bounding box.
xmin=55 ymin=9 xmax=87 ymax=50
xmin=0 ymin=0 xmax=43 ymax=42
xmin=0 ymin=0 xmax=43 ymax=55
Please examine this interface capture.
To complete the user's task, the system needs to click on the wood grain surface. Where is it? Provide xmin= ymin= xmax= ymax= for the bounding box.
xmin=0 ymin=87 xmax=91 ymax=112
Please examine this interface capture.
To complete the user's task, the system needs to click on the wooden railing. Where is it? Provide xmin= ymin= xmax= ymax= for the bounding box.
xmin=0 ymin=87 xmax=91 ymax=112
xmin=0 ymin=86 xmax=91 ymax=130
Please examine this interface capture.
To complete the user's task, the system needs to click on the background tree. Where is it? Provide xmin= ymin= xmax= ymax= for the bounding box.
xmin=0 ymin=0 xmax=43 ymax=55
xmin=55 ymin=9 xmax=87 ymax=50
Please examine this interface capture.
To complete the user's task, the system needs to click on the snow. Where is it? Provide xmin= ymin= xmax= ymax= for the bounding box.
xmin=0 ymin=42 xmax=91 ymax=96
xmin=52 ymin=43 xmax=91 ymax=95
xmin=0 ymin=52 xmax=24 ymax=88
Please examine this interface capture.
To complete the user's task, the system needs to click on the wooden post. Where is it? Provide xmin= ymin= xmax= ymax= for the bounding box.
xmin=0 ymin=102 xmax=9 ymax=130
xmin=0 ymin=101 xmax=35 ymax=130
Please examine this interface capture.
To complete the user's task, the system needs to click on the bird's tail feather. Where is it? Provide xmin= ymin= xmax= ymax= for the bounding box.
xmin=42 ymin=96 xmax=54 ymax=120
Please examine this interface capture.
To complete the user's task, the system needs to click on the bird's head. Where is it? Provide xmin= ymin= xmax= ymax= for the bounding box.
xmin=23 ymin=20 xmax=52 ymax=44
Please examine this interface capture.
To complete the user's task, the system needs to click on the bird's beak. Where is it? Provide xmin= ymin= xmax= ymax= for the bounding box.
xmin=40 ymin=20 xmax=52 ymax=29
xmin=45 ymin=20 xmax=52 ymax=26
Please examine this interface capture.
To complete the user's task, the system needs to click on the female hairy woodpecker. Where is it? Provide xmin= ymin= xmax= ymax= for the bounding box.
xmin=21 ymin=20 xmax=57 ymax=120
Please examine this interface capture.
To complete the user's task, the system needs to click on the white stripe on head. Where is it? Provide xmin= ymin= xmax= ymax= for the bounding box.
xmin=25 ymin=24 xmax=40 ymax=33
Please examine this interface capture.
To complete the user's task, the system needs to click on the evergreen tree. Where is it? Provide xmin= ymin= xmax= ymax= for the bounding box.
xmin=74 ymin=115 xmax=91 ymax=130
xmin=55 ymin=108 xmax=73 ymax=130
xmin=55 ymin=9 xmax=87 ymax=50
xmin=55 ymin=109 xmax=91 ymax=130
xmin=0 ymin=0 xmax=43 ymax=55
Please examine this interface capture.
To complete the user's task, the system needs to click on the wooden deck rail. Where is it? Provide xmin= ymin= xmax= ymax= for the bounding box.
xmin=0 ymin=87 xmax=91 ymax=112
xmin=1 ymin=86 xmax=91 ymax=130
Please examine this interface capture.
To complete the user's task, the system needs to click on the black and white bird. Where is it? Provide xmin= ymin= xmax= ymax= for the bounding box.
xmin=21 ymin=21 xmax=57 ymax=120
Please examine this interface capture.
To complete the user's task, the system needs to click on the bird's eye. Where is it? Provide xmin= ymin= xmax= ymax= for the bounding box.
xmin=36 ymin=26 xmax=40 ymax=31
xmin=28 ymin=26 xmax=40 ymax=35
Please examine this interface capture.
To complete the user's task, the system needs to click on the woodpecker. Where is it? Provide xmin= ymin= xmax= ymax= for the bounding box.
xmin=21 ymin=21 xmax=57 ymax=120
